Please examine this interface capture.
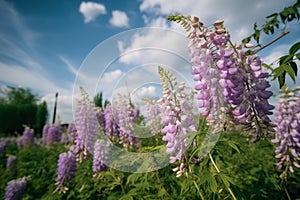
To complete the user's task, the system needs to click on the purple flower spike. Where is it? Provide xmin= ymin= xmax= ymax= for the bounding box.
xmin=5 ymin=178 xmax=26 ymax=200
xmin=21 ymin=127 xmax=34 ymax=146
xmin=92 ymin=140 xmax=110 ymax=174
xmin=6 ymin=155 xmax=17 ymax=170
xmin=272 ymin=86 xmax=300 ymax=179
xmin=55 ymin=151 xmax=77 ymax=193
xmin=186 ymin=19 xmax=275 ymax=140
xmin=158 ymin=67 xmax=197 ymax=168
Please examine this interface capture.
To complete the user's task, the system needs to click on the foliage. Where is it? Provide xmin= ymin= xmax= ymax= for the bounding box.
xmin=0 ymin=142 xmax=66 ymax=199
xmin=0 ymin=1 xmax=300 ymax=200
xmin=94 ymin=92 xmax=110 ymax=109
xmin=0 ymin=104 xmax=37 ymax=134
xmin=0 ymin=87 xmax=38 ymax=105
xmin=36 ymin=101 xmax=48 ymax=136
xmin=241 ymin=0 xmax=300 ymax=88
xmin=0 ymin=133 xmax=299 ymax=199
xmin=272 ymin=42 xmax=300 ymax=88
xmin=94 ymin=92 xmax=104 ymax=109
xmin=0 ymin=87 xmax=48 ymax=134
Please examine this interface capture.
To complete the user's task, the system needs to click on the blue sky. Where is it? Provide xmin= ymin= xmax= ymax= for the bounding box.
xmin=0 ymin=0 xmax=299 ymax=123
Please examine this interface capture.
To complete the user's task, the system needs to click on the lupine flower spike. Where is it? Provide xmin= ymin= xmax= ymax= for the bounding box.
xmin=168 ymin=15 xmax=275 ymax=141
xmin=21 ymin=127 xmax=34 ymax=147
xmin=74 ymin=87 xmax=100 ymax=161
xmin=272 ymin=86 xmax=300 ymax=179
xmin=5 ymin=177 xmax=27 ymax=200
xmin=6 ymin=155 xmax=17 ymax=170
xmin=93 ymin=139 xmax=110 ymax=176
xmin=55 ymin=151 xmax=77 ymax=193
xmin=158 ymin=66 xmax=197 ymax=174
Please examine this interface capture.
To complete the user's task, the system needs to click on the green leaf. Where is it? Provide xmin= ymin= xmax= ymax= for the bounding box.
xmin=279 ymin=54 xmax=293 ymax=65
xmin=219 ymin=172 xmax=234 ymax=189
xmin=283 ymin=64 xmax=296 ymax=83
xmin=187 ymin=131 xmax=198 ymax=147
xmin=280 ymin=12 xmax=287 ymax=23
xmin=209 ymin=175 xmax=218 ymax=193
xmin=262 ymin=63 xmax=273 ymax=71
xmin=278 ymin=71 xmax=286 ymax=89
xmin=289 ymin=42 xmax=300 ymax=55
xmin=227 ymin=141 xmax=241 ymax=154
xmin=266 ymin=13 xmax=278 ymax=19
xmin=198 ymin=169 xmax=212 ymax=185
xmin=242 ymin=36 xmax=251 ymax=44
xmin=253 ymin=22 xmax=258 ymax=30
xmin=273 ymin=66 xmax=285 ymax=79
xmin=126 ymin=173 xmax=142 ymax=184
xmin=254 ymin=30 xmax=260 ymax=44
xmin=296 ymin=53 xmax=300 ymax=60
xmin=290 ymin=61 xmax=298 ymax=77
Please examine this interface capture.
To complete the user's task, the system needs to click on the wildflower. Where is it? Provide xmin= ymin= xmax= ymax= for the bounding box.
xmin=158 ymin=67 xmax=197 ymax=164
xmin=6 ymin=155 xmax=17 ymax=170
xmin=5 ymin=178 xmax=26 ymax=200
xmin=0 ymin=140 xmax=7 ymax=155
xmin=55 ymin=151 xmax=77 ymax=193
xmin=45 ymin=124 xmax=62 ymax=146
xmin=92 ymin=139 xmax=110 ymax=174
xmin=272 ymin=86 xmax=300 ymax=179
xmin=21 ymin=127 xmax=34 ymax=146
xmin=74 ymin=87 xmax=99 ymax=157
xmin=185 ymin=16 xmax=275 ymax=139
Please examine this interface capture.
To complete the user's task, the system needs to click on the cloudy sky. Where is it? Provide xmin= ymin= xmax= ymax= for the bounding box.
xmin=0 ymin=0 xmax=299 ymax=123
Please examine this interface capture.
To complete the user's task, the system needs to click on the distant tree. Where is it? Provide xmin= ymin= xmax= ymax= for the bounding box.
xmin=93 ymin=92 xmax=103 ymax=109
xmin=36 ymin=101 xmax=48 ymax=135
xmin=0 ymin=86 xmax=48 ymax=134
xmin=104 ymin=99 xmax=110 ymax=108
xmin=0 ymin=87 xmax=38 ymax=105
xmin=93 ymin=92 xmax=110 ymax=109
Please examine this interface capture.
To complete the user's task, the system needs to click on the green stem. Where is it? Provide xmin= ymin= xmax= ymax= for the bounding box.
xmin=208 ymin=153 xmax=237 ymax=200
xmin=284 ymin=184 xmax=291 ymax=200
xmin=155 ymin=171 xmax=171 ymax=198
xmin=193 ymin=180 xmax=205 ymax=200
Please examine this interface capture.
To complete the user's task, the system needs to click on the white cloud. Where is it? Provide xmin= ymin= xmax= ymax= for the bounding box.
xmin=139 ymin=0 xmax=295 ymax=42
xmin=79 ymin=1 xmax=106 ymax=23
xmin=58 ymin=55 xmax=78 ymax=76
xmin=0 ymin=62 xmax=66 ymax=94
xmin=0 ymin=61 xmax=75 ymax=124
xmin=109 ymin=10 xmax=129 ymax=28
xmin=117 ymin=28 xmax=189 ymax=66
xmin=131 ymin=85 xmax=158 ymax=100
xmin=101 ymin=69 xmax=123 ymax=84
xmin=0 ymin=1 xmax=76 ymax=124
xmin=41 ymin=93 xmax=74 ymax=124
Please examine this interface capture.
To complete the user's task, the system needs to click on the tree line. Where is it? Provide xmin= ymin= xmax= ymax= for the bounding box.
xmin=0 ymin=87 xmax=48 ymax=135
